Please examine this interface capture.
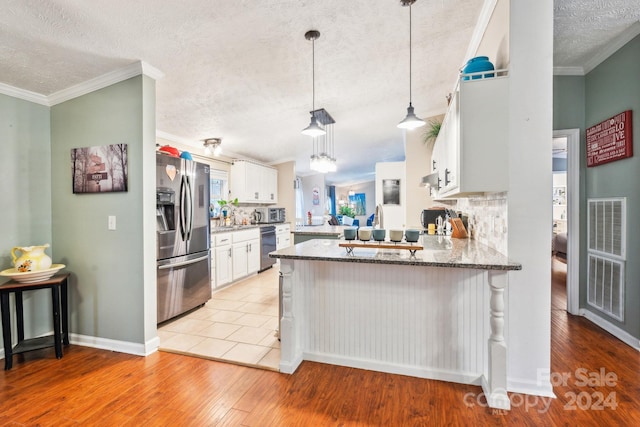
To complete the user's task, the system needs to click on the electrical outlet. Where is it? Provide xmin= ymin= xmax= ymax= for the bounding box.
xmin=108 ymin=215 xmax=116 ymax=230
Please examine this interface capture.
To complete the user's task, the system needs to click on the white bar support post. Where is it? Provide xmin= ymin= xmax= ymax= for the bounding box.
xmin=482 ymin=270 xmax=510 ymax=410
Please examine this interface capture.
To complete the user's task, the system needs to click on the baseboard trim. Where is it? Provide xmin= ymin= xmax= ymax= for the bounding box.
xmin=580 ymin=309 xmax=640 ymax=351
xmin=301 ymin=352 xmax=483 ymax=387
xmin=69 ymin=333 xmax=159 ymax=356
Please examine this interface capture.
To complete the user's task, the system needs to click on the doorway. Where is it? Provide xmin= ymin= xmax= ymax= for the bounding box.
xmin=552 ymin=129 xmax=579 ymax=315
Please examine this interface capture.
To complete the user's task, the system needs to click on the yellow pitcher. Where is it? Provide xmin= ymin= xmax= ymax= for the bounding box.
xmin=11 ymin=244 xmax=52 ymax=272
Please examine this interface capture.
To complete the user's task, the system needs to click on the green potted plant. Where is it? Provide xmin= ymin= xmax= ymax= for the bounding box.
xmin=422 ymin=119 xmax=442 ymax=148
xmin=339 ymin=205 xmax=356 ymax=218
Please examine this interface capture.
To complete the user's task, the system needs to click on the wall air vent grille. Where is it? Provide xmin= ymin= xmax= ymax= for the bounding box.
xmin=587 ymin=198 xmax=625 ymax=258
xmin=586 ymin=197 xmax=626 ymax=320
xmin=587 ymin=254 xmax=624 ymax=321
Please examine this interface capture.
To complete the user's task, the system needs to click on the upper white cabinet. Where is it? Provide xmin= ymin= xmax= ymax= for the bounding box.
xmin=432 ymin=74 xmax=509 ymax=198
xmin=230 ymin=160 xmax=278 ymax=204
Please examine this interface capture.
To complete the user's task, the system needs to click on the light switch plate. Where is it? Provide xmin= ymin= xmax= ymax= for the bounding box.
xmin=108 ymin=215 xmax=116 ymax=230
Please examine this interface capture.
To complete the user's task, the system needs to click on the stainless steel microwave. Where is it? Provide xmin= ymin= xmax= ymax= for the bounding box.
xmin=255 ymin=207 xmax=285 ymax=223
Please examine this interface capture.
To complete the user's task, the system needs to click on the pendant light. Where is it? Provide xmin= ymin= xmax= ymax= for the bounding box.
xmin=302 ymin=30 xmax=326 ymax=137
xmin=398 ymin=0 xmax=426 ymax=130
xmin=309 ymin=108 xmax=337 ymax=173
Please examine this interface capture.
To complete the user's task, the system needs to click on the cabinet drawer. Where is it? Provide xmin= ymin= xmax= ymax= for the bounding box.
xmin=214 ymin=233 xmax=233 ymax=246
xmin=232 ymin=228 xmax=260 ymax=243
xmin=276 ymin=224 xmax=290 ymax=234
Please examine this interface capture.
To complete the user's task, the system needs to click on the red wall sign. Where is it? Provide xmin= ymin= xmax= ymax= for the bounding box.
xmin=586 ymin=110 xmax=633 ymax=167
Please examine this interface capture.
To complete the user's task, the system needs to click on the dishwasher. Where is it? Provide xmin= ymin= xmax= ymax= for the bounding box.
xmin=259 ymin=225 xmax=276 ymax=272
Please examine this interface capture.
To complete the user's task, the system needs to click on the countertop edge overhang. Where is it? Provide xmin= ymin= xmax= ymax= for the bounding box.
xmin=269 ymin=237 xmax=521 ymax=271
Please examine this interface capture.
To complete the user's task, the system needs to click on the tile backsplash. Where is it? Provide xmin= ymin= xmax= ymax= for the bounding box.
xmin=449 ymin=192 xmax=508 ymax=255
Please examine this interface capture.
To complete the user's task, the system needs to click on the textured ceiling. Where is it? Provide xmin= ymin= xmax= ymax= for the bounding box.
xmin=0 ymin=0 xmax=638 ymax=185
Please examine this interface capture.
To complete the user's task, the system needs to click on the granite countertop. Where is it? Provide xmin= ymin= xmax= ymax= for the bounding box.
xmin=270 ymin=235 xmax=521 ymax=271
xmin=290 ymin=225 xmax=347 ymax=236
xmin=210 ymin=224 xmax=261 ymax=234
xmin=210 ymin=222 xmax=291 ymax=234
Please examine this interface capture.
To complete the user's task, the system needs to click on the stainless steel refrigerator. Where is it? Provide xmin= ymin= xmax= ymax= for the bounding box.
xmin=156 ymin=153 xmax=211 ymax=323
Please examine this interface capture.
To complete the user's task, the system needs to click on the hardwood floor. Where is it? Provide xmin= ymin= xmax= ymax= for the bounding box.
xmin=1 ymin=259 xmax=639 ymax=425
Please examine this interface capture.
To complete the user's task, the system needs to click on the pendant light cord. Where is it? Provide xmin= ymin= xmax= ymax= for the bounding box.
xmin=312 ymin=37 xmax=316 ymax=112
xmin=409 ymin=3 xmax=413 ymax=105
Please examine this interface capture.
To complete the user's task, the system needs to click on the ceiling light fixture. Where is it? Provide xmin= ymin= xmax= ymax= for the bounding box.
xmin=397 ymin=0 xmax=426 ymax=130
xmin=203 ymin=138 xmax=222 ymax=156
xmin=302 ymin=30 xmax=326 ymax=137
xmin=309 ymin=108 xmax=337 ymax=173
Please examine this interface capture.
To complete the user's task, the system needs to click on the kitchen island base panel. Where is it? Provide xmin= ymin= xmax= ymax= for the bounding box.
xmin=278 ymin=259 xmax=497 ymax=389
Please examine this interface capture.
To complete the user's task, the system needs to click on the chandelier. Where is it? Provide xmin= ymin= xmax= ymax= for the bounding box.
xmin=309 ymin=108 xmax=336 ymax=173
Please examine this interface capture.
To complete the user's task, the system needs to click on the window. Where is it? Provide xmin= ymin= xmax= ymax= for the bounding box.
xmin=210 ymin=169 xmax=228 ymax=218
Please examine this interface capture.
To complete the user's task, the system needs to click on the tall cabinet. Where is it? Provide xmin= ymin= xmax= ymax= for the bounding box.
xmin=431 ymin=74 xmax=509 ymax=198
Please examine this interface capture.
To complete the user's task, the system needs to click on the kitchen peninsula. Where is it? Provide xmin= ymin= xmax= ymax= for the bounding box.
xmin=270 ymin=236 xmax=521 ymax=410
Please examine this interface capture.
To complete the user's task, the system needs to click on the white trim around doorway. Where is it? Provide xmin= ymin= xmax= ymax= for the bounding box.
xmin=553 ymin=129 xmax=580 ymax=315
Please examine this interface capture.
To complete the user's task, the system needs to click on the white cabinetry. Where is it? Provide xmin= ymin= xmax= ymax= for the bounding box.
xmin=276 ymin=223 xmax=291 ymax=250
xmin=230 ymin=160 xmax=278 ymax=204
xmin=231 ymin=228 xmax=260 ymax=281
xmin=432 ymin=75 xmax=508 ymax=198
xmin=213 ymin=233 xmax=233 ymax=289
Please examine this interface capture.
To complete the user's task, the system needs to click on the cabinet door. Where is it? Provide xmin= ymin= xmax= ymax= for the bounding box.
xmin=442 ymin=91 xmax=459 ymax=192
xmin=431 ymin=131 xmax=445 ymax=195
xmin=210 ymin=253 xmax=216 ymax=291
xmin=247 ymin=238 xmax=261 ymax=274
xmin=263 ymin=167 xmax=278 ymax=203
xmin=232 ymin=243 xmax=249 ymax=281
xmin=215 ymin=245 xmax=232 ymax=288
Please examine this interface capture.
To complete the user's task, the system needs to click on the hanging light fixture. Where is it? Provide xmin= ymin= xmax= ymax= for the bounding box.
xmin=302 ymin=30 xmax=326 ymax=137
xmin=203 ymin=138 xmax=222 ymax=156
xmin=309 ymin=108 xmax=337 ymax=173
xmin=398 ymin=0 xmax=426 ymax=130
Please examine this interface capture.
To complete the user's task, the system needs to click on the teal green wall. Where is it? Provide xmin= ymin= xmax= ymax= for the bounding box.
xmin=0 ymin=94 xmax=55 ymax=342
xmin=584 ymin=35 xmax=640 ymax=338
xmin=51 ymin=75 xmax=156 ymax=345
xmin=555 ymin=36 xmax=640 ymax=340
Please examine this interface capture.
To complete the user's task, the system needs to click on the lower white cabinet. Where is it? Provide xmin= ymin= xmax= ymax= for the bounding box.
xmin=276 ymin=223 xmax=291 ymax=250
xmin=211 ymin=228 xmax=261 ymax=287
xmin=213 ymin=232 xmax=233 ymax=289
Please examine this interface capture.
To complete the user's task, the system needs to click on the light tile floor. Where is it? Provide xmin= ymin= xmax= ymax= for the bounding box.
xmin=157 ymin=266 xmax=280 ymax=371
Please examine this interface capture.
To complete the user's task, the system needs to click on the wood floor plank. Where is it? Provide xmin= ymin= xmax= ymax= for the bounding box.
xmin=1 ymin=259 xmax=639 ymax=425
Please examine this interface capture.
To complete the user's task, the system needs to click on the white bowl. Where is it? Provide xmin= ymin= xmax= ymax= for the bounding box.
xmin=389 ymin=230 xmax=404 ymax=242
xmin=358 ymin=227 xmax=372 ymax=241
xmin=0 ymin=264 xmax=65 ymax=284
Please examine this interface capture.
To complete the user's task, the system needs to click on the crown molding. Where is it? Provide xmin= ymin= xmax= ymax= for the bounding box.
xmin=156 ymin=130 xmax=199 ymax=146
xmin=583 ymin=21 xmax=640 ymax=74
xmin=1 ymin=61 xmax=164 ymax=107
xmin=553 ymin=66 xmax=585 ymax=76
xmin=48 ymin=61 xmax=164 ymax=106
xmin=464 ymin=0 xmax=498 ymax=64
xmin=0 ymin=82 xmax=50 ymax=106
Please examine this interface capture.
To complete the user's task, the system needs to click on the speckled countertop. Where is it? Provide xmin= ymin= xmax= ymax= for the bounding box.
xmin=210 ymin=224 xmax=260 ymax=234
xmin=269 ymin=235 xmax=521 ymax=271
xmin=290 ymin=225 xmax=347 ymax=236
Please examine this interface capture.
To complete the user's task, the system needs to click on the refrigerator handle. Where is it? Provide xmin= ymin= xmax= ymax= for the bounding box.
xmin=185 ymin=175 xmax=194 ymax=241
xmin=179 ymin=175 xmax=187 ymax=240
xmin=158 ymin=254 xmax=209 ymax=270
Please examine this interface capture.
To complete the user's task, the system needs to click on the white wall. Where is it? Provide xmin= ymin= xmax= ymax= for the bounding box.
xmin=300 ymin=173 xmax=326 ymax=224
xmin=375 ymin=162 xmax=407 ymax=230
xmin=404 ymin=123 xmax=437 ymax=228
xmin=504 ymin=0 xmax=553 ymax=396
xmin=275 ymin=161 xmax=296 ymax=224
